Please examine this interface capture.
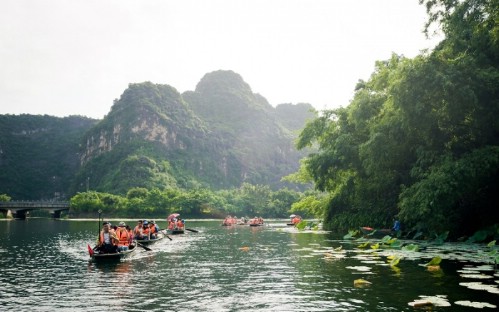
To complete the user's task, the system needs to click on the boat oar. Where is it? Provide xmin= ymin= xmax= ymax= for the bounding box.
xmin=185 ymin=228 xmax=199 ymax=233
xmin=159 ymin=229 xmax=173 ymax=240
xmin=136 ymin=242 xmax=152 ymax=251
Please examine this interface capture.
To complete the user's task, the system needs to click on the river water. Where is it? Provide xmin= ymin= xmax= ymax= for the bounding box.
xmin=0 ymin=219 xmax=498 ymax=311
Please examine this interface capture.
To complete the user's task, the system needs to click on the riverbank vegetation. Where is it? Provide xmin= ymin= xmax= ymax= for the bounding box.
xmin=69 ymin=184 xmax=308 ymax=219
xmin=296 ymin=0 xmax=499 ymax=238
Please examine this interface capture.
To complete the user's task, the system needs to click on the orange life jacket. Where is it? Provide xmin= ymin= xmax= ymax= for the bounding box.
xmin=142 ymin=227 xmax=150 ymax=235
xmin=168 ymin=222 xmax=174 ymax=230
xmin=176 ymin=220 xmax=183 ymax=228
xmin=149 ymin=224 xmax=156 ymax=234
xmin=116 ymin=227 xmax=130 ymax=246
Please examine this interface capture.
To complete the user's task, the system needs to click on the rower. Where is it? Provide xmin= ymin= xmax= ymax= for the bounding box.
xmin=97 ymin=221 xmax=119 ymax=254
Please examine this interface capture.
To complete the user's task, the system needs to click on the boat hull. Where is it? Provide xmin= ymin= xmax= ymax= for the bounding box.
xmin=166 ymin=229 xmax=185 ymax=235
xmin=91 ymin=242 xmax=137 ymax=262
xmin=135 ymin=233 xmax=165 ymax=245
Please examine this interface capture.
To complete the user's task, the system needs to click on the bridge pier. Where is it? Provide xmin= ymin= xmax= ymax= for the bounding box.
xmin=0 ymin=209 xmax=12 ymax=218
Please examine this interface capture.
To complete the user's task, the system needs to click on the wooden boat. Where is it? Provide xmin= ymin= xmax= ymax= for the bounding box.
xmin=135 ymin=232 xmax=165 ymax=245
xmin=249 ymin=223 xmax=263 ymax=227
xmin=166 ymin=228 xmax=185 ymax=235
xmin=360 ymin=227 xmax=393 ymax=238
xmin=89 ymin=241 xmax=137 ymax=262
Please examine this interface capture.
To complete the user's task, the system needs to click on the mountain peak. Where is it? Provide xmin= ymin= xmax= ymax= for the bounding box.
xmin=195 ymin=70 xmax=252 ymax=95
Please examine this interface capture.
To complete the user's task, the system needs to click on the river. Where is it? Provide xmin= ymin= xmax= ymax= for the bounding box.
xmin=0 ymin=219 xmax=498 ymax=311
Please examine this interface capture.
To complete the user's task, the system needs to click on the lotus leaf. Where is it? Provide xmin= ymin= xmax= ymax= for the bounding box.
xmin=354 ymin=279 xmax=372 ymax=287
xmin=454 ymin=300 xmax=496 ymax=309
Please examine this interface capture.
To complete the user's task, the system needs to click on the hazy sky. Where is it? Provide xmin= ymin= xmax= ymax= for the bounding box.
xmin=0 ymin=0 xmax=441 ymax=119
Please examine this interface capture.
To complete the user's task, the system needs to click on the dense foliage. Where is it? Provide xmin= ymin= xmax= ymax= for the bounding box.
xmin=0 ymin=115 xmax=97 ymax=199
xmin=69 ymin=183 xmax=303 ymax=219
xmin=298 ymin=0 xmax=499 ymax=237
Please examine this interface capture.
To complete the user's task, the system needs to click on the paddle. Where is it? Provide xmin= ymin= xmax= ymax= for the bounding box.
xmin=136 ymin=242 xmax=152 ymax=251
xmin=159 ymin=229 xmax=173 ymax=240
xmin=185 ymin=228 xmax=199 ymax=233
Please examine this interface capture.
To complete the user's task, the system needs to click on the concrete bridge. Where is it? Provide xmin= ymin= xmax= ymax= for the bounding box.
xmin=0 ymin=201 xmax=70 ymax=219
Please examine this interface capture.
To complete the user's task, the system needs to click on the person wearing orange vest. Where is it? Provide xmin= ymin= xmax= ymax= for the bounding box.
xmin=142 ymin=221 xmax=151 ymax=240
xmin=292 ymin=216 xmax=301 ymax=225
xmin=97 ymin=221 xmax=119 ymax=254
xmin=115 ymin=221 xmax=130 ymax=251
xmin=176 ymin=218 xmax=184 ymax=230
xmin=126 ymin=225 xmax=134 ymax=245
xmin=168 ymin=219 xmax=175 ymax=230
xmin=149 ymin=221 xmax=158 ymax=239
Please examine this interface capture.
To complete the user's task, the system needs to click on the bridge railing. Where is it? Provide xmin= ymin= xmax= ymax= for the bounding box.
xmin=0 ymin=201 xmax=70 ymax=209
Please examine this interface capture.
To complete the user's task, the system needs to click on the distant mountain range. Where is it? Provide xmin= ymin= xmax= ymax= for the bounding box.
xmin=0 ymin=70 xmax=316 ymax=199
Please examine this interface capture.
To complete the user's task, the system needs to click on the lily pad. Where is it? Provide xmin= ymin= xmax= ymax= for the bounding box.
xmin=455 ymin=300 xmax=496 ymax=309
xmin=354 ymin=278 xmax=372 ymax=287
xmin=346 ymin=266 xmax=372 ymax=272
xmin=408 ymin=295 xmax=451 ymax=307
xmin=460 ymin=282 xmax=499 ymax=294
xmin=460 ymin=274 xmax=493 ymax=279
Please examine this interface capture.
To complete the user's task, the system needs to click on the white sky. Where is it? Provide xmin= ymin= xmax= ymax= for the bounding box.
xmin=0 ymin=0 xmax=441 ymax=119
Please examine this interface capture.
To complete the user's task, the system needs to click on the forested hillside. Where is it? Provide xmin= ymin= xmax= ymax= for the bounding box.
xmin=0 ymin=115 xmax=97 ymax=199
xmin=0 ymin=72 xmax=316 ymax=200
xmin=297 ymin=0 xmax=499 ymax=238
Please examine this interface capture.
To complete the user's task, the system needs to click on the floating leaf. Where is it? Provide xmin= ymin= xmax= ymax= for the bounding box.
xmin=402 ymin=244 xmax=419 ymax=252
xmin=427 ymin=265 xmax=441 ymax=272
xmin=408 ymin=295 xmax=451 ymax=307
xmin=434 ymin=231 xmax=449 ymax=245
xmin=390 ymin=256 xmax=402 ymax=267
xmin=370 ymin=243 xmax=380 ymax=250
xmin=296 ymin=220 xmax=308 ymax=230
xmin=381 ymin=235 xmax=392 ymax=243
xmin=343 ymin=230 xmax=359 ymax=239
xmin=354 ymin=279 xmax=372 ymax=287
xmin=346 ymin=266 xmax=372 ymax=272
xmin=460 ymin=274 xmax=493 ymax=279
xmin=333 ymin=245 xmax=343 ymax=252
xmin=454 ymin=300 xmax=496 ymax=309
xmin=358 ymin=242 xmax=369 ymax=249
xmin=487 ymin=240 xmax=496 ymax=247
xmin=425 ymin=256 xmax=442 ymax=266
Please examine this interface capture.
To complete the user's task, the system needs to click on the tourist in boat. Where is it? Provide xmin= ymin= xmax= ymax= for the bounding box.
xmin=292 ymin=215 xmax=301 ymax=225
xmin=249 ymin=217 xmax=259 ymax=225
xmin=126 ymin=224 xmax=133 ymax=245
xmin=149 ymin=220 xmax=158 ymax=239
xmin=97 ymin=221 xmax=119 ymax=254
xmin=134 ymin=220 xmax=144 ymax=239
xmin=116 ymin=221 xmax=130 ymax=251
xmin=142 ymin=221 xmax=151 ymax=240
xmin=176 ymin=218 xmax=184 ymax=230
xmin=168 ymin=219 xmax=175 ymax=230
